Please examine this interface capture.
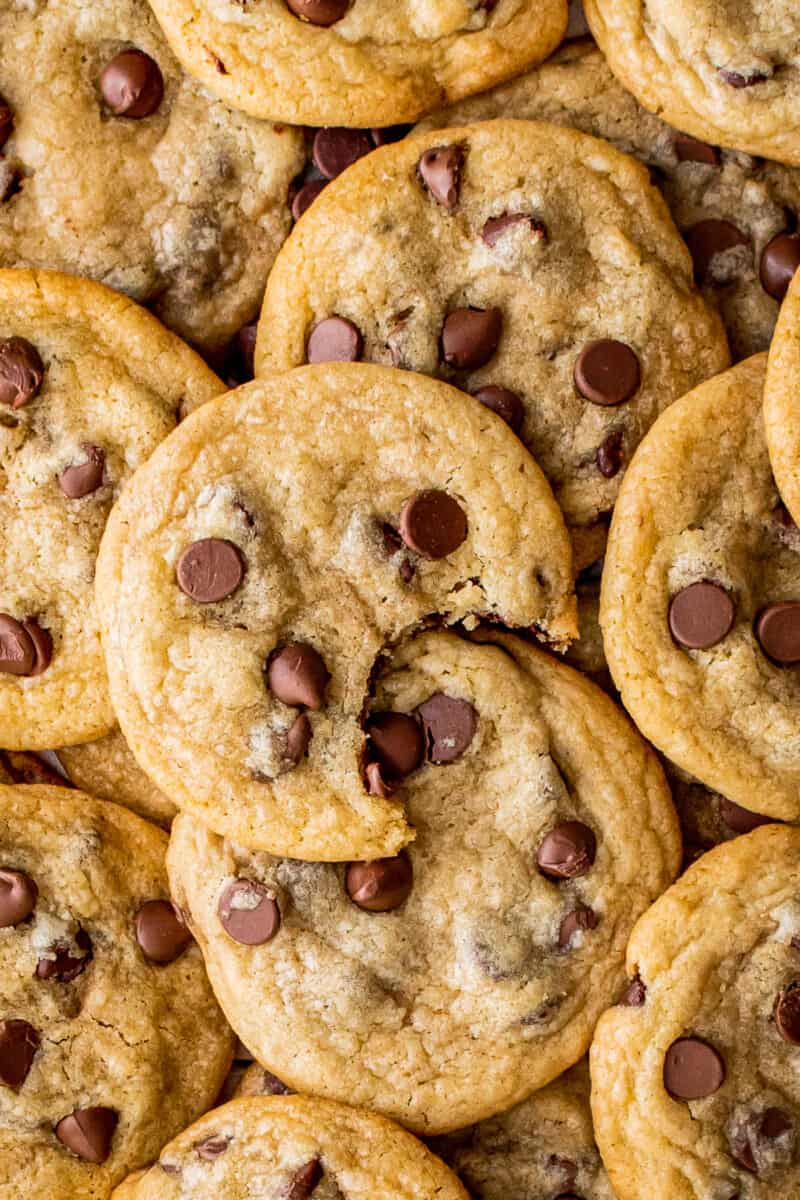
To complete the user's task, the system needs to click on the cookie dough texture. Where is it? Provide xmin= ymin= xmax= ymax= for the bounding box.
xmin=144 ymin=0 xmax=567 ymax=128
xmin=601 ymin=354 xmax=800 ymax=821
xmin=257 ymin=120 xmax=730 ymax=531
xmin=0 ymin=0 xmax=305 ymax=351
xmin=765 ymin=270 xmax=800 ymax=524
xmin=167 ymin=630 xmax=679 ymax=1134
xmin=58 ymin=729 xmax=177 ymax=828
xmin=418 ymin=42 xmax=800 ymax=361
xmin=591 ymin=825 xmax=800 ymax=1200
xmin=112 ymin=1095 xmax=469 ymax=1200
xmin=96 ymin=363 xmax=578 ymax=861
xmin=0 ymin=783 xmax=234 ymax=1200
xmin=584 ymin=0 xmax=800 ymax=165
xmin=0 ymin=269 xmax=223 ymax=750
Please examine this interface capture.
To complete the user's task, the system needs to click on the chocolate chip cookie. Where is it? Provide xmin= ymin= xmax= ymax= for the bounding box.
xmin=0 ymin=782 xmax=234 ymax=1199
xmin=58 ymin=729 xmax=177 ymax=828
xmin=144 ymin=0 xmax=567 ymax=129
xmin=166 ymin=629 xmax=679 ymax=1133
xmin=765 ymin=269 xmax=800 ymax=525
xmin=591 ymin=824 xmax=800 ymax=1200
xmin=584 ymin=0 xmax=800 ymax=166
xmin=601 ymin=354 xmax=800 ymax=822
xmin=256 ymin=120 xmax=730 ymax=534
xmin=0 ymin=0 xmax=305 ymax=352
xmin=96 ymin=362 xmax=578 ymax=861
xmin=111 ymin=1094 xmax=468 ymax=1199
xmin=417 ymin=41 xmax=800 ymax=361
xmin=0 ymin=268 xmax=222 ymax=750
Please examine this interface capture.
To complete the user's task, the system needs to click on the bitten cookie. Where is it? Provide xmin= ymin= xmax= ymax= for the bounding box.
xmin=58 ymin=729 xmax=177 ymax=828
xmin=0 ymin=269 xmax=222 ymax=750
xmin=0 ymin=0 xmax=305 ymax=352
xmin=601 ymin=354 xmax=800 ymax=822
xmin=96 ymin=363 xmax=577 ymax=861
xmin=0 ymin=783 xmax=234 ymax=1200
xmin=765 ymin=270 xmax=800 ymax=524
xmin=591 ymin=825 xmax=800 ymax=1200
xmin=143 ymin=0 xmax=567 ymax=128
xmin=584 ymin=0 xmax=800 ymax=166
xmin=257 ymin=120 xmax=730 ymax=534
xmin=167 ymin=629 xmax=679 ymax=1133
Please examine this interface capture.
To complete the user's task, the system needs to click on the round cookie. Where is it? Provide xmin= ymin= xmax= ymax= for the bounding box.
xmin=765 ymin=269 xmax=800 ymax=525
xmin=144 ymin=0 xmax=567 ymax=129
xmin=58 ymin=729 xmax=177 ymax=828
xmin=0 ymin=0 xmax=305 ymax=352
xmin=590 ymin=825 xmax=800 ymax=1200
xmin=111 ymin=1095 xmax=468 ymax=1200
xmin=166 ymin=629 xmax=680 ymax=1133
xmin=0 ymin=268 xmax=223 ymax=750
xmin=583 ymin=0 xmax=800 ymax=166
xmin=416 ymin=41 xmax=800 ymax=362
xmin=95 ymin=363 xmax=578 ymax=861
xmin=0 ymin=783 xmax=234 ymax=1200
xmin=256 ymin=120 xmax=730 ymax=534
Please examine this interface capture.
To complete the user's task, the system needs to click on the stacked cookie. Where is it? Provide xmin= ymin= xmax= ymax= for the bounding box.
xmin=1 ymin=1 xmax=800 ymax=1198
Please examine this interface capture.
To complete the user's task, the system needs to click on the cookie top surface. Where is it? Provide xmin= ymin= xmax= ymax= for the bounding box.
xmin=167 ymin=629 xmax=679 ymax=1133
xmin=591 ymin=825 xmax=800 ymax=1200
xmin=256 ymin=119 xmax=730 ymax=531
xmin=112 ymin=1095 xmax=468 ymax=1200
xmin=765 ymin=270 xmax=800 ymax=525
xmin=601 ymin=354 xmax=800 ymax=821
xmin=0 ymin=0 xmax=305 ymax=351
xmin=96 ymin=362 xmax=578 ymax=861
xmin=144 ymin=0 xmax=567 ymax=128
xmin=0 ymin=782 xmax=234 ymax=1200
xmin=58 ymin=730 xmax=177 ymax=829
xmin=417 ymin=42 xmax=800 ymax=362
xmin=584 ymin=0 xmax=800 ymax=165
xmin=0 ymin=268 xmax=222 ymax=750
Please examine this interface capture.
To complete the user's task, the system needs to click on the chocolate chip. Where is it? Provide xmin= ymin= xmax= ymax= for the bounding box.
xmin=596 ymin=430 xmax=624 ymax=478
xmin=760 ymin=233 xmax=800 ymax=300
xmin=718 ymin=797 xmax=773 ymax=834
xmin=673 ymin=133 xmax=720 ymax=166
xmin=537 ymin=822 xmax=597 ymax=880
xmin=285 ymin=713 xmax=312 ymax=764
xmin=25 ymin=620 xmax=52 ymax=676
xmin=558 ymin=905 xmax=598 ymax=949
xmin=370 ymin=125 xmax=412 ymax=146
xmin=774 ymin=981 xmax=800 ymax=1043
xmin=258 ymin=1069 xmax=292 ymax=1095
xmin=663 ymin=1037 xmax=725 ymax=1099
xmin=685 ymin=220 xmax=750 ymax=284
xmin=621 ymin=975 xmax=647 ymax=1006
xmin=669 ymin=582 xmax=735 ymax=650
xmin=364 ymin=761 xmax=393 ymax=797
xmin=291 ymin=178 xmax=327 ymax=221
xmin=36 ymin=929 xmax=93 ymax=982
xmin=306 ymin=316 xmax=363 ymax=363
xmin=0 ymin=869 xmax=37 ymax=926
xmin=135 ymin=900 xmax=192 ymax=964
xmin=312 ymin=128 xmax=373 ymax=179
xmin=417 ymin=145 xmax=463 ymax=210
xmin=472 ymin=385 xmax=524 ymax=433
xmin=99 ymin=50 xmax=163 ymax=118
xmin=718 ymin=67 xmax=769 ymax=88
xmin=58 ymin=445 xmax=105 ymax=499
xmin=286 ymin=1159 xmax=324 ymax=1199
xmin=730 ymin=1108 xmax=793 ymax=1173
xmin=0 ymin=1019 xmax=39 ymax=1088
xmin=481 ymin=212 xmax=546 ymax=247
xmin=345 ymin=855 xmax=413 ymax=912
xmin=0 ymin=616 xmax=34 ymax=676
xmin=755 ymin=602 xmax=800 ymax=665
xmin=0 ymin=96 xmax=13 ymax=149
xmin=176 ymin=538 xmax=244 ymax=604
xmin=218 ymin=879 xmax=281 ymax=945
xmin=0 ymin=337 xmax=44 ymax=409
xmin=285 ymin=0 xmax=349 ymax=25
xmin=55 ymin=1107 xmax=118 ymax=1163
xmin=416 ymin=693 xmax=477 ymax=763
xmin=195 ymin=1135 xmax=230 ymax=1160
xmin=267 ymin=643 xmax=330 ymax=710
xmin=574 ymin=339 xmax=641 ymax=406
xmin=441 ymin=308 xmax=502 ymax=370
xmin=366 ymin=712 xmax=424 ymax=779
xmin=399 ymin=490 xmax=467 ymax=559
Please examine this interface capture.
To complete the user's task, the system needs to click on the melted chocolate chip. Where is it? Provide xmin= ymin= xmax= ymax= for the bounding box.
xmin=286 ymin=1159 xmax=324 ymax=1199
xmin=365 ymin=712 xmax=424 ymax=779
xmin=99 ymin=50 xmax=164 ymax=118
xmin=176 ymin=538 xmax=244 ymax=604
xmin=755 ymin=602 xmax=800 ymax=665
xmin=195 ymin=1135 xmax=230 ymax=1160
xmin=760 ymin=233 xmax=800 ymax=301
xmin=718 ymin=797 xmax=773 ymax=835
xmin=0 ymin=869 xmax=37 ymax=926
xmin=0 ymin=337 xmax=44 ymax=409
xmin=306 ymin=316 xmax=363 ymax=363
xmin=285 ymin=713 xmax=312 ymax=764
xmin=558 ymin=905 xmax=598 ymax=949
xmin=481 ymin=212 xmax=546 ymax=247
xmin=669 ymin=582 xmax=735 ymax=650
xmin=36 ymin=929 xmax=93 ymax=982
xmin=0 ymin=616 xmax=35 ymax=676
xmin=0 ymin=95 xmax=13 ymax=150
xmin=685 ymin=220 xmax=750 ymax=285
xmin=55 ymin=1107 xmax=118 ymax=1163
xmin=0 ymin=1019 xmax=39 ymax=1088
xmin=621 ymin=975 xmax=646 ymax=1006
xmin=673 ymin=133 xmax=720 ymax=166
xmin=663 ymin=1037 xmax=725 ymax=1099
xmin=537 ymin=822 xmax=597 ymax=880
xmin=267 ymin=643 xmax=330 ymax=710
xmin=346 ymin=855 xmax=413 ymax=912
xmin=285 ymin=0 xmax=349 ymax=25
xmin=574 ymin=340 xmax=641 ymax=406
xmin=399 ymin=490 xmax=467 ymax=559
xmin=774 ymin=981 xmax=800 ymax=1043
xmin=58 ymin=445 xmax=105 ymax=499
xmin=417 ymin=145 xmax=463 ymax=210
xmin=596 ymin=430 xmax=624 ymax=478
xmin=730 ymin=1107 xmax=793 ymax=1173
xmin=416 ymin=693 xmax=478 ymax=763
xmin=312 ymin=128 xmax=373 ymax=179
xmin=441 ymin=307 xmax=502 ymax=370
xmin=292 ymin=178 xmax=327 ymax=221
xmin=718 ymin=67 xmax=769 ymax=88
xmin=135 ymin=900 xmax=193 ymax=964
xmin=472 ymin=385 xmax=524 ymax=433
xmin=218 ymin=879 xmax=281 ymax=945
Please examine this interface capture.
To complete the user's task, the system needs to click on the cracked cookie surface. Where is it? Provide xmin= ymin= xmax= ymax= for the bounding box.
xmin=0 ymin=783 xmax=233 ymax=1200
xmin=167 ymin=629 xmax=679 ymax=1133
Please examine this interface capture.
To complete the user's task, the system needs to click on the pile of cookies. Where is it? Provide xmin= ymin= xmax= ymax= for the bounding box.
xmin=0 ymin=1 xmax=799 ymax=1197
